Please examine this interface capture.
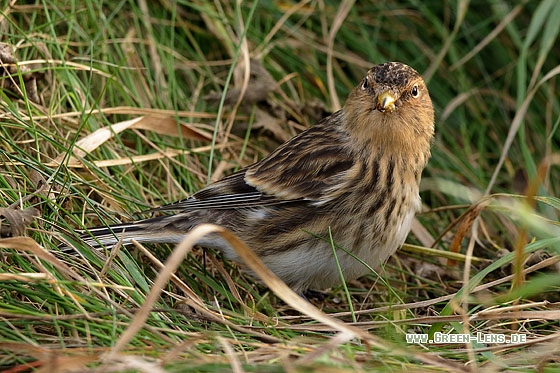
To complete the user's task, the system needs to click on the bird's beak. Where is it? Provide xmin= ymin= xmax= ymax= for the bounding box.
xmin=377 ymin=91 xmax=396 ymax=113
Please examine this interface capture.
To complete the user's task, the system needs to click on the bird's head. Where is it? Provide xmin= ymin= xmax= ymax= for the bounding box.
xmin=344 ymin=62 xmax=435 ymax=154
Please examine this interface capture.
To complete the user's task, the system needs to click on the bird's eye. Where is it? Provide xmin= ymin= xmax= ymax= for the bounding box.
xmin=361 ymin=77 xmax=369 ymax=90
xmin=411 ymin=84 xmax=419 ymax=98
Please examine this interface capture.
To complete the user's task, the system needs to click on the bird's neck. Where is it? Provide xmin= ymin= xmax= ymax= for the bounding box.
xmin=340 ymin=109 xmax=433 ymax=178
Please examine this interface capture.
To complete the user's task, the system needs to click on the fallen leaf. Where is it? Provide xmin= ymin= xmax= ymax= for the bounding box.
xmin=0 ymin=206 xmax=39 ymax=237
xmin=55 ymin=115 xmax=211 ymax=166
xmin=0 ymin=42 xmax=42 ymax=103
xmin=204 ymin=59 xmax=276 ymax=106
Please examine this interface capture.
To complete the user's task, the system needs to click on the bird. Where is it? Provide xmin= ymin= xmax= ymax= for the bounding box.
xmin=69 ymin=62 xmax=435 ymax=293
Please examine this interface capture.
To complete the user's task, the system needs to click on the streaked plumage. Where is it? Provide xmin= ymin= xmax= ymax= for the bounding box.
xmin=70 ymin=62 xmax=435 ymax=292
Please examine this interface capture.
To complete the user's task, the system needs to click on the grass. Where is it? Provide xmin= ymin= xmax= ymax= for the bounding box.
xmin=1 ymin=0 xmax=559 ymax=371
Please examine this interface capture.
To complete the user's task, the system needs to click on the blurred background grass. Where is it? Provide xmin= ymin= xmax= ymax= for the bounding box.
xmin=0 ymin=0 xmax=559 ymax=371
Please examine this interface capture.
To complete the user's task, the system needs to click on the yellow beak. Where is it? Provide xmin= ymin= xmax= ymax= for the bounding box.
xmin=377 ymin=91 xmax=396 ymax=113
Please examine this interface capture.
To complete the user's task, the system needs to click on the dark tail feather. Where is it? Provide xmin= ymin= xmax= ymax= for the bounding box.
xmin=59 ymin=216 xmax=187 ymax=253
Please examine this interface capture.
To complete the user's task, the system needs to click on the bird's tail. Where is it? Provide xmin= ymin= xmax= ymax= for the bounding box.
xmin=60 ymin=215 xmax=187 ymax=253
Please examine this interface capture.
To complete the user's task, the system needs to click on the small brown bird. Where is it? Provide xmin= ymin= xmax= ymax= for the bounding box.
xmin=74 ymin=62 xmax=435 ymax=293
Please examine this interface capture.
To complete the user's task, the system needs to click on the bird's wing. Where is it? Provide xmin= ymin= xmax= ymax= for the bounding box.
xmin=150 ymin=170 xmax=288 ymax=211
xmin=153 ymin=112 xmax=356 ymax=212
xmin=245 ymin=112 xmax=356 ymax=202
